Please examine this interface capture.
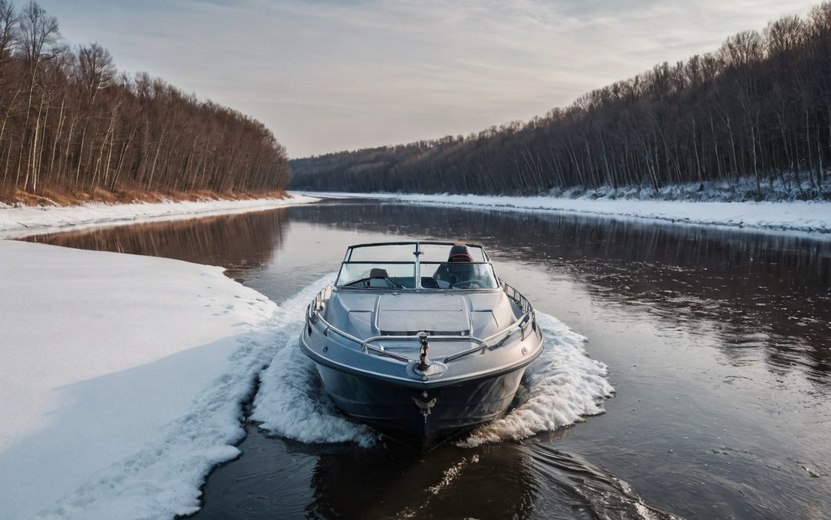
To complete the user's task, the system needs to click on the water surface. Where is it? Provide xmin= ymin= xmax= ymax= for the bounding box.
xmin=28 ymin=201 xmax=831 ymax=519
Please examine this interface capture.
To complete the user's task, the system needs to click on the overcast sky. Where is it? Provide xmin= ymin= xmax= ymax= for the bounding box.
xmin=36 ymin=0 xmax=819 ymax=158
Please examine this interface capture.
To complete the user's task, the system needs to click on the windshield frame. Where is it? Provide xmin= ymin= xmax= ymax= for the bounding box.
xmin=334 ymin=241 xmax=499 ymax=290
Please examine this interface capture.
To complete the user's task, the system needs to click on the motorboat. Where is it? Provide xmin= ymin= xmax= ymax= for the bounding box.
xmin=300 ymin=241 xmax=543 ymax=450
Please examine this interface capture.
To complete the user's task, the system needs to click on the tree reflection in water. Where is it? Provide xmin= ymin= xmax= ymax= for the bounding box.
xmin=25 ymin=209 xmax=287 ymax=279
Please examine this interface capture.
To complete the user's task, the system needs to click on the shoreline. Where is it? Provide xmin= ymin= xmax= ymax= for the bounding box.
xmin=299 ymin=191 xmax=831 ymax=241
xmin=3 ymin=189 xmax=828 ymax=243
xmin=0 ymin=187 xmax=293 ymax=207
xmin=0 ymin=193 xmax=319 ymax=240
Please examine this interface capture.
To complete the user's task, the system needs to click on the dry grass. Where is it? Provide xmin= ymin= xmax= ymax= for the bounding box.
xmin=0 ymin=187 xmax=290 ymax=207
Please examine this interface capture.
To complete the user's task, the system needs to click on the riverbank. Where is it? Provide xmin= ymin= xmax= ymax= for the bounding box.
xmin=0 ymin=187 xmax=295 ymax=207
xmin=301 ymin=191 xmax=831 ymax=239
xmin=0 ymin=193 xmax=318 ymax=239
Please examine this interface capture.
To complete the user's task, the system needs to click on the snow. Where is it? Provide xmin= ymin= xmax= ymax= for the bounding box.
xmin=299 ymin=191 xmax=831 ymax=239
xmin=0 ymin=240 xmax=282 ymax=519
xmin=0 ymin=194 xmax=319 ymax=240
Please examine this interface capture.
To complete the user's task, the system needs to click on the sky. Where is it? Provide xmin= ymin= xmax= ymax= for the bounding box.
xmin=35 ymin=0 xmax=820 ymax=158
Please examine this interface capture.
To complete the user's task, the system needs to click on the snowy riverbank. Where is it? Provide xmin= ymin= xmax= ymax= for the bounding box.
xmin=0 ymin=194 xmax=319 ymax=240
xmin=0 ymin=195 xmax=322 ymax=518
xmin=3 ymin=190 xmax=827 ymax=241
xmin=0 ymin=240 xmax=283 ymax=519
xmin=301 ymin=191 xmax=831 ymax=239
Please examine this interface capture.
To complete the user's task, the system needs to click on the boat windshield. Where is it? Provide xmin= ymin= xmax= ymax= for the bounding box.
xmin=335 ymin=242 xmax=498 ymax=290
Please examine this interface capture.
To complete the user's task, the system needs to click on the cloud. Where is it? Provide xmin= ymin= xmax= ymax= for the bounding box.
xmin=37 ymin=0 xmax=819 ymax=157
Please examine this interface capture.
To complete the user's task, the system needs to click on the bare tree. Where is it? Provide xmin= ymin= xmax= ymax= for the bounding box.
xmin=77 ymin=42 xmax=115 ymax=106
xmin=17 ymin=0 xmax=57 ymax=71
xmin=0 ymin=0 xmax=15 ymax=62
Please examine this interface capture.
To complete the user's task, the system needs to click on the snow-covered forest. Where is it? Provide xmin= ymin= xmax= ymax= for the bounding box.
xmin=291 ymin=3 xmax=831 ymax=200
xmin=0 ymin=1 xmax=290 ymax=204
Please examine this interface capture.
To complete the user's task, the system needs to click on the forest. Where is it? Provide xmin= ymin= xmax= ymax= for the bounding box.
xmin=0 ymin=1 xmax=289 ymax=204
xmin=291 ymin=3 xmax=831 ymax=200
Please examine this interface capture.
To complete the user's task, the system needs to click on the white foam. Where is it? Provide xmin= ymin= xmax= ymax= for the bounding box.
xmin=460 ymin=313 xmax=614 ymax=447
xmin=251 ymin=276 xmax=377 ymax=447
xmin=428 ymin=454 xmax=480 ymax=495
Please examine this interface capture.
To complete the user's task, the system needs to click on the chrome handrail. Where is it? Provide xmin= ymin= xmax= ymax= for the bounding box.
xmin=306 ymin=282 xmax=536 ymax=364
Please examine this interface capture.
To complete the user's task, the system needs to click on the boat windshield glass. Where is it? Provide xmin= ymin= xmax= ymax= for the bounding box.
xmin=417 ymin=244 xmax=487 ymax=262
xmin=423 ymin=261 xmax=498 ymax=289
xmin=337 ymin=262 xmax=417 ymax=289
xmin=336 ymin=243 xmax=498 ymax=290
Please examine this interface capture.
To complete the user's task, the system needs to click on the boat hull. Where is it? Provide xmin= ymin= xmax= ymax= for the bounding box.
xmin=314 ymin=361 xmax=527 ymax=450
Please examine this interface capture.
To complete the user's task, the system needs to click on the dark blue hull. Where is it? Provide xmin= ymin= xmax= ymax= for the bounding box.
xmin=315 ymin=363 xmax=527 ymax=450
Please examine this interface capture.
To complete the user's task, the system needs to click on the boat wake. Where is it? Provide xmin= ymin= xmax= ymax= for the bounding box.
xmin=251 ymin=275 xmax=377 ymax=447
xmin=530 ymin=444 xmax=682 ymax=520
xmin=252 ymin=278 xmax=613 ymax=448
xmin=459 ymin=313 xmax=614 ymax=447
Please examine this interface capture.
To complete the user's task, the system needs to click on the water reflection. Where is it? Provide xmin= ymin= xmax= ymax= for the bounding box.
xmin=287 ymin=203 xmax=831 ymax=385
xmin=24 ymin=210 xmax=287 ymax=278
xmin=192 ymin=424 xmax=680 ymax=520
xmin=304 ymin=440 xmax=679 ymax=520
xmin=305 ymin=442 xmax=537 ymax=519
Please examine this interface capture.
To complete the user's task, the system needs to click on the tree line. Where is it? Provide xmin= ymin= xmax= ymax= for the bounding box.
xmin=0 ymin=1 xmax=289 ymax=203
xmin=291 ymin=3 xmax=831 ymax=200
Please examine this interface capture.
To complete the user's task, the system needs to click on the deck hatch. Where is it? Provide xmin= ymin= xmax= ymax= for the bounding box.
xmin=376 ymin=294 xmax=471 ymax=335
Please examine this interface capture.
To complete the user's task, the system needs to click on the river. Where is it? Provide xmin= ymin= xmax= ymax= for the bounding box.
xmin=27 ymin=199 xmax=831 ymax=519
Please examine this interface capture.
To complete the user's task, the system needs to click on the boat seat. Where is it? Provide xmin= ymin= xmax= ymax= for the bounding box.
xmin=369 ymin=268 xmax=390 ymax=288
